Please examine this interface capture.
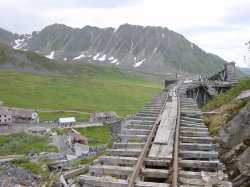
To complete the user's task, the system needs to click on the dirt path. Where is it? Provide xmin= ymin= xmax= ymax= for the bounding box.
xmin=7 ymin=107 xmax=92 ymax=114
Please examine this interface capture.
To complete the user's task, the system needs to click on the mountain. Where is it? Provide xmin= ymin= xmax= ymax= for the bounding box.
xmin=237 ymin=67 xmax=250 ymax=76
xmin=0 ymin=27 xmax=18 ymax=45
xmin=0 ymin=42 xmax=165 ymax=83
xmin=0 ymin=42 xmax=163 ymax=116
xmin=5 ymin=23 xmax=229 ymax=77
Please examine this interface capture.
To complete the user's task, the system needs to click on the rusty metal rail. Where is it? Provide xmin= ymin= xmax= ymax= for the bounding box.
xmin=172 ymin=95 xmax=180 ymax=187
xmin=127 ymin=92 xmax=169 ymax=187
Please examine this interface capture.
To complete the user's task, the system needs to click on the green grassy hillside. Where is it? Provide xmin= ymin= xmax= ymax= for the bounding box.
xmin=202 ymin=78 xmax=250 ymax=134
xmin=202 ymin=78 xmax=250 ymax=111
xmin=0 ymin=70 xmax=162 ymax=116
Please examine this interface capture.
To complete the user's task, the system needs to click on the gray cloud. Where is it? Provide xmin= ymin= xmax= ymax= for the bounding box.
xmin=222 ymin=1 xmax=250 ymax=26
xmin=0 ymin=0 xmax=142 ymax=34
xmin=13 ymin=0 xmax=143 ymax=10
xmin=70 ymin=0 xmax=143 ymax=9
xmin=178 ymin=25 xmax=246 ymax=36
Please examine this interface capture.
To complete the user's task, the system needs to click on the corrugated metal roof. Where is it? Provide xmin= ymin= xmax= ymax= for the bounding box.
xmin=11 ymin=109 xmax=35 ymax=118
xmin=58 ymin=117 xmax=76 ymax=123
xmin=91 ymin=111 xmax=117 ymax=118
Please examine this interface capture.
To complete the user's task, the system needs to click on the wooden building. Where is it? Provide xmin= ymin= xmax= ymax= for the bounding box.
xmin=90 ymin=111 xmax=117 ymax=122
xmin=10 ymin=109 xmax=39 ymax=123
xmin=0 ymin=107 xmax=12 ymax=128
xmin=68 ymin=129 xmax=88 ymax=147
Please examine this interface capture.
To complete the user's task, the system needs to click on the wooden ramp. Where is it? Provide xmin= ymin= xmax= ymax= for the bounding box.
xmin=148 ymin=91 xmax=178 ymax=160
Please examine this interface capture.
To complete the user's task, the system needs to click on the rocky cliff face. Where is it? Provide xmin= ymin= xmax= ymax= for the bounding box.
xmin=1 ymin=23 xmax=227 ymax=76
xmin=215 ymin=103 xmax=250 ymax=186
xmin=216 ymin=103 xmax=250 ymax=150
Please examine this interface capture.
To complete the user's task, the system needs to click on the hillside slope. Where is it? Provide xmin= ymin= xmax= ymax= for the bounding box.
xmin=0 ymin=28 xmax=18 ymax=45
xmin=237 ymin=67 xmax=250 ymax=76
xmin=202 ymin=79 xmax=250 ymax=184
xmin=0 ymin=42 xmax=165 ymax=82
xmin=2 ymin=23 xmax=230 ymax=76
xmin=0 ymin=43 xmax=162 ymax=116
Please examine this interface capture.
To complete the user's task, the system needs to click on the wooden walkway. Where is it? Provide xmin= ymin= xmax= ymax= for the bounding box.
xmin=60 ymin=82 xmax=232 ymax=187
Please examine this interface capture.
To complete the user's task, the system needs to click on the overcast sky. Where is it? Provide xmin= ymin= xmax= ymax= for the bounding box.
xmin=0 ymin=0 xmax=249 ymax=67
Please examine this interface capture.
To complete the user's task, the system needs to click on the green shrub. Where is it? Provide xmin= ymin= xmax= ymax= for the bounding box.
xmin=11 ymin=156 xmax=30 ymax=164
xmin=0 ymin=132 xmax=58 ymax=156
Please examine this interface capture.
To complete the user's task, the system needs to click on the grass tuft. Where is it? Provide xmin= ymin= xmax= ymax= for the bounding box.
xmin=0 ymin=132 xmax=58 ymax=156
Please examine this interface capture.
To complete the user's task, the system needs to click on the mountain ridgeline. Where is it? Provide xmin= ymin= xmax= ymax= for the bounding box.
xmin=1 ymin=23 xmax=229 ymax=76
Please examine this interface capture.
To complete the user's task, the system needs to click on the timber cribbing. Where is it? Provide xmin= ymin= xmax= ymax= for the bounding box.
xmin=67 ymin=82 xmax=232 ymax=187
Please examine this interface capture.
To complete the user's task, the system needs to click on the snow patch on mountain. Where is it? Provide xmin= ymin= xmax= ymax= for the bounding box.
xmin=162 ymin=33 xmax=165 ymax=38
xmin=73 ymin=53 xmax=85 ymax=60
xmin=153 ymin=48 xmax=157 ymax=53
xmin=98 ymin=55 xmax=106 ymax=61
xmin=13 ymin=39 xmax=25 ymax=49
xmin=46 ymin=51 xmax=55 ymax=59
xmin=110 ymin=59 xmax=118 ymax=64
xmin=134 ymin=58 xmax=146 ymax=68
xmin=26 ymin=34 xmax=32 ymax=40
xmin=93 ymin=53 xmax=100 ymax=60
xmin=64 ymin=58 xmax=67 ymax=61
xmin=108 ymin=57 xmax=115 ymax=61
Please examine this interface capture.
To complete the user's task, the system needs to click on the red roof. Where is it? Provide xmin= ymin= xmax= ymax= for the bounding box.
xmin=68 ymin=132 xmax=87 ymax=142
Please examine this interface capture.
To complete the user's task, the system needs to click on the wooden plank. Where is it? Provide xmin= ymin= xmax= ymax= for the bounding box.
xmin=179 ymin=143 xmax=217 ymax=151
xmin=181 ymin=116 xmax=203 ymax=123
xmin=63 ymin=167 xmax=88 ymax=180
xmin=180 ymin=131 xmax=210 ymax=137
xmin=127 ymin=124 xmax=153 ymax=130
xmin=89 ymin=165 xmax=169 ymax=178
xmin=179 ymin=150 xmax=218 ymax=159
xmin=118 ymin=134 xmax=148 ymax=141
xmin=76 ymin=175 xmax=170 ymax=187
xmin=123 ymin=129 xmax=150 ymax=135
xmin=98 ymin=156 xmax=138 ymax=165
xmin=179 ymin=160 xmax=222 ymax=169
xmin=113 ymin=143 xmax=145 ymax=149
xmin=180 ymin=136 xmax=212 ymax=144
xmin=180 ymin=127 xmax=208 ymax=132
xmin=98 ymin=156 xmax=170 ymax=166
xmin=105 ymin=149 xmax=141 ymax=156
xmin=134 ymin=116 xmax=157 ymax=121
xmin=180 ymin=122 xmax=206 ymax=128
